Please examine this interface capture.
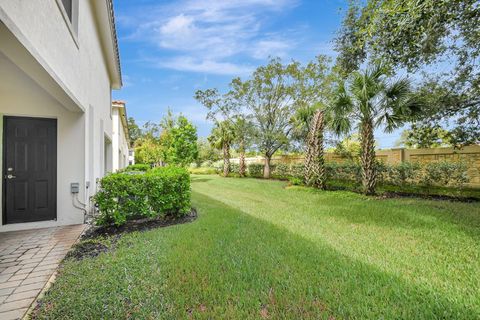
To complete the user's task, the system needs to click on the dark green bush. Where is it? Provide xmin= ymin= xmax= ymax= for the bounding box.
xmin=94 ymin=166 xmax=191 ymax=226
xmin=420 ymin=161 xmax=469 ymax=187
xmin=324 ymin=161 xmax=469 ymax=188
xmin=241 ymin=159 xmax=470 ymax=189
xmin=272 ymin=163 xmax=289 ymax=179
xmin=248 ymin=163 xmax=264 ymax=177
xmin=326 ymin=162 xmax=362 ymax=183
xmin=230 ymin=163 xmax=240 ymax=174
xmin=384 ymin=162 xmax=421 ymax=186
xmin=289 ymin=164 xmax=305 ymax=179
xmin=288 ymin=176 xmax=304 ymax=186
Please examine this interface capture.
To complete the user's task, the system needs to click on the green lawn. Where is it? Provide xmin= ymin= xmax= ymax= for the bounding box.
xmin=35 ymin=175 xmax=480 ymax=319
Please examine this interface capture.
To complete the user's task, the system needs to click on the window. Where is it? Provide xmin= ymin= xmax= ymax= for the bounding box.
xmin=56 ymin=0 xmax=79 ymax=46
xmin=61 ymin=0 xmax=73 ymax=22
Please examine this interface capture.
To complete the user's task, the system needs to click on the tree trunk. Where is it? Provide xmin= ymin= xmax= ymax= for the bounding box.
xmin=239 ymin=140 xmax=246 ymax=177
xmin=263 ymin=155 xmax=271 ymax=179
xmin=304 ymin=110 xmax=326 ymax=189
xmin=360 ymin=119 xmax=377 ymax=195
xmin=223 ymin=142 xmax=231 ymax=177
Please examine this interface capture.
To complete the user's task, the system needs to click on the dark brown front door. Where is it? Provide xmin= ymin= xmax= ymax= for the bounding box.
xmin=3 ymin=116 xmax=57 ymax=224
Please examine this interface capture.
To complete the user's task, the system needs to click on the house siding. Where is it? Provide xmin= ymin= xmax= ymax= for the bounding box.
xmin=0 ymin=0 xmax=121 ymax=231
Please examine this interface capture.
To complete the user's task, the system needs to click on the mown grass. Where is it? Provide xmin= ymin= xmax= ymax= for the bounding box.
xmin=35 ymin=175 xmax=480 ymax=319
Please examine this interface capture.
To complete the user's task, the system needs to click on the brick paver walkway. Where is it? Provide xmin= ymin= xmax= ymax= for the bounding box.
xmin=0 ymin=225 xmax=85 ymax=320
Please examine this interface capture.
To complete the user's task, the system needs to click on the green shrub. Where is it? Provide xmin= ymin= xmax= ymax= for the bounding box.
xmin=323 ymin=160 xmax=469 ymax=188
xmin=289 ymin=164 xmax=305 ymax=179
xmin=94 ymin=166 xmax=191 ymax=226
xmin=230 ymin=163 xmax=240 ymax=174
xmin=248 ymin=163 xmax=264 ymax=177
xmin=420 ymin=161 xmax=469 ymax=187
xmin=200 ymin=160 xmax=213 ymax=168
xmin=288 ymin=176 xmax=304 ymax=186
xmin=189 ymin=167 xmax=217 ymax=175
xmin=212 ymin=160 xmax=223 ymax=173
xmin=326 ymin=162 xmax=362 ymax=183
xmin=123 ymin=164 xmax=151 ymax=172
xmin=272 ymin=163 xmax=289 ymax=179
xmin=384 ymin=162 xmax=420 ymax=186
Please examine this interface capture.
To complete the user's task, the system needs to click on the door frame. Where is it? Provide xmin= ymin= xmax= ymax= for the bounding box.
xmin=2 ymin=115 xmax=58 ymax=225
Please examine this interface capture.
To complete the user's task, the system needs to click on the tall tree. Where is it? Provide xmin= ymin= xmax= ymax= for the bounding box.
xmin=208 ymin=121 xmax=235 ymax=177
xmin=335 ymin=0 xmax=480 ymax=145
xmin=127 ymin=117 xmax=142 ymax=148
xmin=232 ymin=116 xmax=254 ymax=177
xmin=231 ymin=58 xmax=298 ymax=178
xmin=396 ymin=124 xmax=451 ymax=149
xmin=134 ymin=112 xmax=198 ymax=167
xmin=331 ymin=64 xmax=423 ymax=195
xmin=134 ymin=138 xmax=163 ymax=166
xmin=134 ymin=121 xmax=162 ymax=166
xmin=334 ymin=0 xmax=366 ymax=77
xmin=167 ymin=116 xmax=198 ymax=167
xmin=194 ymin=88 xmax=236 ymax=123
xmin=291 ymin=55 xmax=333 ymax=189
xmin=195 ymin=88 xmax=248 ymax=175
xmin=196 ymin=137 xmax=221 ymax=166
xmin=304 ymin=107 xmax=327 ymax=188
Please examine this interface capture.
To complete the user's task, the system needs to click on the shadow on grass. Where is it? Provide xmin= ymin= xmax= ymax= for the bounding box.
xmin=287 ymin=184 xmax=480 ymax=240
xmin=33 ymin=191 xmax=478 ymax=319
xmin=164 ymin=192 xmax=478 ymax=319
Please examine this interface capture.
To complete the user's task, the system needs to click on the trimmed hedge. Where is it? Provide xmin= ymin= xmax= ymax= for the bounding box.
xmin=420 ymin=161 xmax=469 ymax=187
xmin=189 ymin=167 xmax=217 ymax=175
xmin=246 ymin=161 xmax=469 ymax=188
xmin=122 ymin=164 xmax=151 ymax=172
xmin=248 ymin=163 xmax=265 ymax=177
xmin=197 ymin=159 xmax=469 ymax=188
xmin=94 ymin=166 xmax=191 ymax=226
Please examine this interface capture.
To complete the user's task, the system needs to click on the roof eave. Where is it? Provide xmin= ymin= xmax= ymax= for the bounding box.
xmin=93 ymin=0 xmax=122 ymax=89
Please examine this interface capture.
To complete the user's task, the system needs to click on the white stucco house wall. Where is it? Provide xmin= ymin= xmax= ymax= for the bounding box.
xmin=111 ymin=100 xmax=130 ymax=172
xmin=0 ymin=0 xmax=122 ymax=232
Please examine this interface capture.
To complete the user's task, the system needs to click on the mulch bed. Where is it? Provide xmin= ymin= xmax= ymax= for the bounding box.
xmin=376 ymin=191 xmax=479 ymax=203
xmin=286 ymin=183 xmax=478 ymax=202
xmin=65 ymin=209 xmax=197 ymax=261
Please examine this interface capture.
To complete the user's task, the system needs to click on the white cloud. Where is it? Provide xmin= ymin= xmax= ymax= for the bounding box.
xmin=250 ymin=39 xmax=293 ymax=59
xmin=122 ymin=74 xmax=133 ymax=87
xmin=122 ymin=0 xmax=299 ymax=75
xmin=156 ymin=56 xmax=254 ymax=76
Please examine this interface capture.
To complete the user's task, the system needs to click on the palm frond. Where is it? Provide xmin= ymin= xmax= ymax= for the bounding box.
xmin=377 ymin=113 xmax=403 ymax=133
xmin=331 ymin=81 xmax=354 ymax=115
xmin=330 ymin=115 xmax=352 ymax=136
xmin=385 ymin=78 xmax=411 ymax=99
xmin=367 ymin=62 xmax=387 ymax=82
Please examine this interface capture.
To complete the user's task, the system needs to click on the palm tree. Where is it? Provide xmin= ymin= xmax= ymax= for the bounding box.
xmin=331 ymin=64 xmax=423 ymax=195
xmin=304 ymin=107 xmax=327 ymax=189
xmin=292 ymin=104 xmax=328 ymax=189
xmin=208 ymin=121 xmax=235 ymax=177
xmin=232 ymin=116 xmax=254 ymax=177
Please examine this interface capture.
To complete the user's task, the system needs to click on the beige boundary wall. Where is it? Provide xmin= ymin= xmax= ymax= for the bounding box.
xmin=233 ymin=145 xmax=480 ymax=187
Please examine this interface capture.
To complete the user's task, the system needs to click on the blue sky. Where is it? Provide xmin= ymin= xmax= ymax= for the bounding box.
xmin=112 ymin=0 xmax=402 ymax=148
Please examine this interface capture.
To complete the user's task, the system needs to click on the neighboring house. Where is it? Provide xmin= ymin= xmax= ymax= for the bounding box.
xmin=111 ymin=100 xmax=130 ymax=172
xmin=0 ymin=0 xmax=122 ymax=232
xmin=128 ymin=149 xmax=135 ymax=166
